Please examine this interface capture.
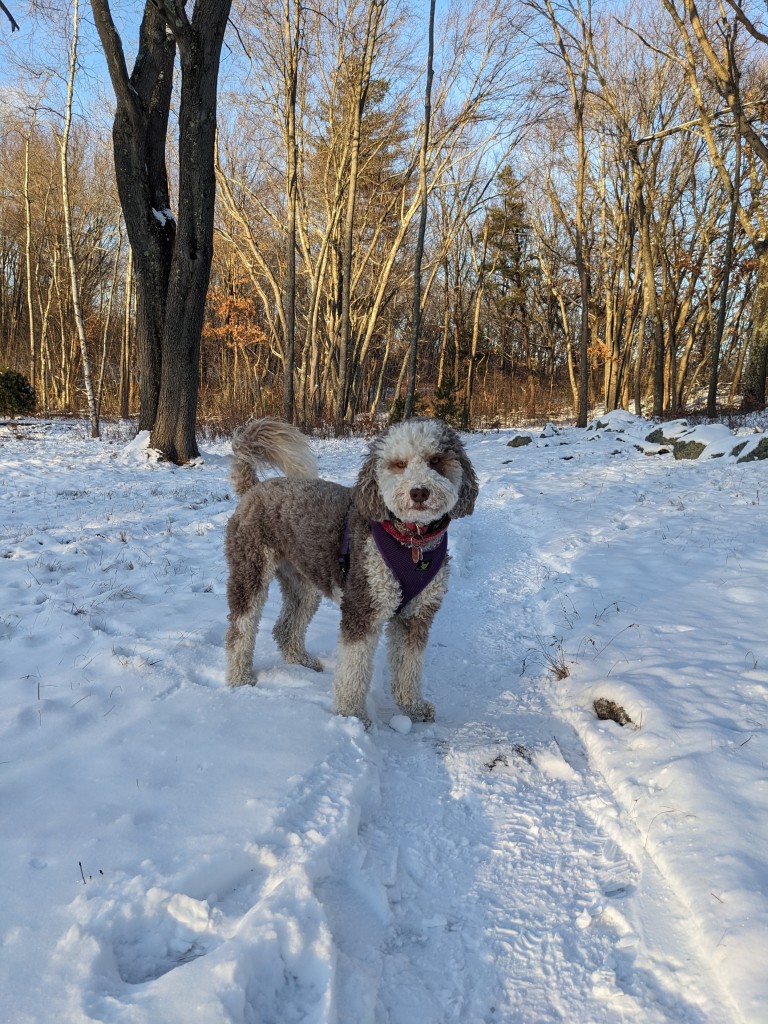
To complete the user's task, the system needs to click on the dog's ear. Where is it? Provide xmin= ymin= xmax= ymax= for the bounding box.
xmin=447 ymin=428 xmax=479 ymax=518
xmin=352 ymin=442 xmax=389 ymax=521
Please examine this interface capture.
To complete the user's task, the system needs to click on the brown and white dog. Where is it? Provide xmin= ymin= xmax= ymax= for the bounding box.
xmin=224 ymin=417 xmax=478 ymax=726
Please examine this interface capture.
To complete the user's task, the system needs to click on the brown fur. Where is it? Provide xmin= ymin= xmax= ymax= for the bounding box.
xmin=224 ymin=416 xmax=479 ymax=726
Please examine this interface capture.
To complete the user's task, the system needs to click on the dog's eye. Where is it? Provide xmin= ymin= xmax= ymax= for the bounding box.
xmin=428 ymin=455 xmax=442 ymax=467
xmin=391 ymin=459 xmax=408 ymax=471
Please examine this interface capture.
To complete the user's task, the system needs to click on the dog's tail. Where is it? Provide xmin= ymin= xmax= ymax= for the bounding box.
xmin=230 ymin=417 xmax=318 ymax=496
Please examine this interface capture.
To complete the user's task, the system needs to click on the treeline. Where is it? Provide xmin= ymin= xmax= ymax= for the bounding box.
xmin=0 ymin=0 xmax=766 ymax=431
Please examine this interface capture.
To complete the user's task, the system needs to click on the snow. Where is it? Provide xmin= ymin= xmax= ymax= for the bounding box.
xmin=150 ymin=208 xmax=175 ymax=227
xmin=1 ymin=412 xmax=767 ymax=1023
xmin=388 ymin=714 xmax=412 ymax=735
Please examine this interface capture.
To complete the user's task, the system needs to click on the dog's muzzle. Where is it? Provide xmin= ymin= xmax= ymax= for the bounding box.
xmin=409 ymin=485 xmax=430 ymax=509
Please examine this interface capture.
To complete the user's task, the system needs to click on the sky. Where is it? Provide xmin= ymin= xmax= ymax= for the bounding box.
xmin=1 ymin=410 xmax=767 ymax=1022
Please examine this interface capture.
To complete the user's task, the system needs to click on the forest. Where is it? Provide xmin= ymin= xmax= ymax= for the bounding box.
xmin=0 ymin=0 xmax=766 ymax=444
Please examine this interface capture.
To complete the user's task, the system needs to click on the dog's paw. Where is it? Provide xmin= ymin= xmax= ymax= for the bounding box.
xmin=333 ymin=703 xmax=372 ymax=729
xmin=227 ymin=672 xmax=258 ymax=688
xmin=291 ymin=652 xmax=324 ymax=673
xmin=401 ymin=700 xmax=435 ymax=723
xmin=277 ymin=644 xmax=324 ymax=673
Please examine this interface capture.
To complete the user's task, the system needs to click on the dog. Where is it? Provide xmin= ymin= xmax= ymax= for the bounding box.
xmin=224 ymin=417 xmax=478 ymax=726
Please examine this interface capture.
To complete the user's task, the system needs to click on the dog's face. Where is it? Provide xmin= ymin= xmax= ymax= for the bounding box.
xmin=353 ymin=418 xmax=479 ymax=524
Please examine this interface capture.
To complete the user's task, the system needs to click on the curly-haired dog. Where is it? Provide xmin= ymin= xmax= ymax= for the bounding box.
xmin=224 ymin=417 xmax=478 ymax=725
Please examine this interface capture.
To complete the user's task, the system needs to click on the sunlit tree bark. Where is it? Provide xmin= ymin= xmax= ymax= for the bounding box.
xmin=59 ymin=0 xmax=99 ymax=437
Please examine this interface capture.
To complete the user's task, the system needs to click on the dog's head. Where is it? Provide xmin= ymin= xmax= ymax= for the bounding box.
xmin=352 ymin=418 xmax=479 ymax=524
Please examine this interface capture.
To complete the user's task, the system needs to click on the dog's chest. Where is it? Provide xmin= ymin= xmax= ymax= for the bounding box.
xmin=360 ymin=534 xmax=402 ymax=617
xmin=369 ymin=522 xmax=448 ymax=613
xmin=356 ymin=531 xmax=448 ymax=619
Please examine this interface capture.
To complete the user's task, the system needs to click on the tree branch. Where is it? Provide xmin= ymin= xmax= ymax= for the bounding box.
xmin=1 ymin=0 xmax=19 ymax=31
xmin=90 ymin=0 xmax=139 ymax=114
xmin=722 ymin=0 xmax=768 ymax=45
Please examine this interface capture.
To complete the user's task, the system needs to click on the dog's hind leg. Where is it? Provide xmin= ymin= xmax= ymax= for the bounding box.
xmin=272 ymin=563 xmax=323 ymax=672
xmin=225 ymin=554 xmax=274 ymax=687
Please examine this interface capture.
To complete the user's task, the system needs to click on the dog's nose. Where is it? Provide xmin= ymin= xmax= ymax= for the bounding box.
xmin=410 ymin=486 xmax=430 ymax=505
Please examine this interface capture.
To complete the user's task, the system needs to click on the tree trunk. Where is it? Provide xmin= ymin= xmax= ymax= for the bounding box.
xmin=91 ymin=0 xmax=177 ymax=433
xmin=741 ymin=242 xmax=768 ymax=411
xmin=334 ymin=1 xmax=384 ymax=428
xmin=119 ymin=245 xmax=133 ymax=419
xmin=463 ymin=271 xmax=484 ymax=430
xmin=463 ymin=220 xmax=491 ymax=429
xmin=23 ymin=130 xmax=36 ymax=394
xmin=282 ymin=0 xmax=301 ymax=424
xmin=573 ymin=106 xmax=590 ymax=426
xmin=335 ymin=128 xmax=363 ymax=428
xmin=634 ymin=162 xmax=664 ymax=419
xmin=708 ymin=151 xmax=739 ymax=418
xmin=404 ymin=0 xmax=436 ymax=420
xmin=60 ymin=0 xmax=99 ymax=438
xmin=150 ymin=0 xmax=231 ymax=463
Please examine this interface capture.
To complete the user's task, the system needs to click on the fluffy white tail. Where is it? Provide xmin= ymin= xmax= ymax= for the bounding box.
xmin=230 ymin=418 xmax=318 ymax=496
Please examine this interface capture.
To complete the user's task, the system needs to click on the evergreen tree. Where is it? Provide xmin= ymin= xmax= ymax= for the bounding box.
xmin=0 ymin=369 xmax=36 ymax=418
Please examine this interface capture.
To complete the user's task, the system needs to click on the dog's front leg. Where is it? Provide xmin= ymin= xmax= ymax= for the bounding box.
xmin=386 ymin=583 xmax=447 ymax=722
xmin=333 ymin=626 xmax=381 ymax=727
xmin=386 ymin=616 xmax=435 ymax=722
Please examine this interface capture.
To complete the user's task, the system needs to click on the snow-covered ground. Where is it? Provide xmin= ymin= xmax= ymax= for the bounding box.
xmin=1 ymin=411 xmax=767 ymax=1024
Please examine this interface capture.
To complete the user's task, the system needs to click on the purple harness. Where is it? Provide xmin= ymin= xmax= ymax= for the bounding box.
xmin=339 ymin=520 xmax=449 ymax=613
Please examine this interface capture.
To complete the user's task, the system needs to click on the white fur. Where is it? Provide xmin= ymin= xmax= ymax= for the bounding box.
xmin=333 ymin=634 xmax=381 ymax=726
xmin=375 ymin=421 xmax=462 ymax=524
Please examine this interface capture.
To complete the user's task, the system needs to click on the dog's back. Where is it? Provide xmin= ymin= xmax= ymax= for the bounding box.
xmin=231 ymin=417 xmax=318 ymax=496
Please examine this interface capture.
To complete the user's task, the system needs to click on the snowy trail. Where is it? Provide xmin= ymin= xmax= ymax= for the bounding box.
xmin=315 ymin=457 xmax=738 ymax=1023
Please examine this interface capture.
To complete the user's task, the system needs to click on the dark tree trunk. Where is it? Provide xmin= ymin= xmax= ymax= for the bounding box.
xmin=150 ymin=0 xmax=232 ymax=463
xmin=93 ymin=0 xmax=231 ymax=462
xmin=92 ymin=0 xmax=176 ymax=433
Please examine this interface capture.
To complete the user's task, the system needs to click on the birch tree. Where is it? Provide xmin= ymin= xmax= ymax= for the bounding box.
xmin=403 ymin=0 xmax=436 ymax=420
xmin=58 ymin=0 xmax=99 ymax=437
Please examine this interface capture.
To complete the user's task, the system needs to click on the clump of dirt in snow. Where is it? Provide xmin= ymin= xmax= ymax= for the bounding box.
xmin=593 ymin=698 xmax=633 ymax=727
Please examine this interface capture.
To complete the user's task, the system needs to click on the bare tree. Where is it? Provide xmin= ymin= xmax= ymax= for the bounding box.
xmin=403 ymin=0 xmax=436 ymax=420
xmin=333 ymin=0 xmax=388 ymax=427
xmin=529 ymin=0 xmax=596 ymax=425
xmin=59 ymin=0 xmax=99 ymax=437
xmin=663 ymin=0 xmax=768 ymax=409
xmin=92 ymin=0 xmax=232 ymax=463
xmin=282 ymin=0 xmax=302 ymax=423
xmin=708 ymin=130 xmax=741 ymax=416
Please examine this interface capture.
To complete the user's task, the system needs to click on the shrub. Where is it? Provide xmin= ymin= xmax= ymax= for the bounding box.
xmin=0 ymin=369 xmax=36 ymax=418
xmin=431 ymin=375 xmax=462 ymax=427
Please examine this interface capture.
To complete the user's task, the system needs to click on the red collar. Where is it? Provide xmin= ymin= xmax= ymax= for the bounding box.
xmin=377 ymin=515 xmax=450 ymax=562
